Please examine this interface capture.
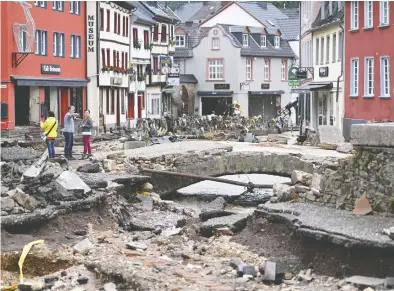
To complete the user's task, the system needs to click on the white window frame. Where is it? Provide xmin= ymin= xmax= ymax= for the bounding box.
xmin=246 ymin=59 xmax=252 ymax=80
xmin=364 ymin=1 xmax=373 ymax=28
xmin=70 ymin=1 xmax=80 ymax=15
xmin=364 ymin=57 xmax=374 ymax=97
xmin=379 ymin=1 xmax=390 ymax=26
xmin=350 ymin=58 xmax=359 ymax=96
xmin=380 ymin=56 xmax=390 ymax=97
xmin=332 ymin=33 xmax=337 ymax=63
xmin=70 ymin=35 xmax=81 ymax=58
xmin=242 ymin=34 xmax=248 ymax=47
xmin=261 ymin=35 xmax=266 ymax=48
xmin=274 ymin=36 xmax=280 ymax=48
xmin=281 ymin=61 xmax=286 ymax=81
xmin=326 ymin=35 xmax=330 ymax=63
xmin=212 ymin=37 xmax=220 ymax=50
xmin=208 ymin=59 xmax=224 ymax=80
xmin=19 ymin=30 xmax=27 ymax=52
xmin=40 ymin=31 xmax=47 ymax=55
xmin=263 ymin=60 xmax=270 ymax=81
xmin=315 ymin=38 xmax=320 ymax=65
xmin=351 ymin=1 xmax=359 ymax=30
xmin=35 ymin=31 xmax=39 ymax=54
xmin=321 ymin=3 xmax=325 ymax=19
xmin=149 ymin=93 xmax=161 ymax=116
xmin=175 ymin=35 xmax=185 ymax=47
xmin=53 ymin=32 xmax=64 ymax=57
xmin=40 ymin=1 xmax=46 ymax=8
xmin=53 ymin=1 xmax=64 ymax=11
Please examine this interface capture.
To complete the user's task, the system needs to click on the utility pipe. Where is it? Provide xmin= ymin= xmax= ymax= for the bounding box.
xmin=139 ymin=168 xmax=274 ymax=191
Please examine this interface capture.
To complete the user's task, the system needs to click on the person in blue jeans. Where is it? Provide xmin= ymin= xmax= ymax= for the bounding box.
xmin=40 ymin=111 xmax=58 ymax=159
xmin=63 ymin=106 xmax=79 ymax=160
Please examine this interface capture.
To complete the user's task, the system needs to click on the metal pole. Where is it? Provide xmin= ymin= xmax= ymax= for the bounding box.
xmin=139 ymin=168 xmax=274 ymax=190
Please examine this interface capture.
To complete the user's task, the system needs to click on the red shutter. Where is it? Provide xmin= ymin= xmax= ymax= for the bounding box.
xmin=114 ymin=12 xmax=117 ymax=33
xmin=133 ymin=28 xmax=138 ymax=43
xmin=118 ymin=13 xmax=120 ymax=35
xmin=106 ymin=10 xmax=110 ymax=32
xmin=113 ymin=50 xmax=116 ymax=67
xmin=153 ymin=57 xmax=158 ymax=73
xmin=144 ymin=30 xmax=149 ymax=45
xmin=121 ymin=52 xmax=124 ymax=69
xmin=161 ymin=25 xmax=166 ymax=42
xmin=106 ymin=49 xmax=110 ymax=67
xmin=125 ymin=52 xmax=128 ymax=69
xmin=126 ymin=17 xmax=128 ymax=37
xmin=100 ymin=9 xmax=104 ymax=31
xmin=101 ymin=48 xmax=106 ymax=67
xmin=117 ymin=51 xmax=119 ymax=67
xmin=153 ymin=25 xmax=158 ymax=41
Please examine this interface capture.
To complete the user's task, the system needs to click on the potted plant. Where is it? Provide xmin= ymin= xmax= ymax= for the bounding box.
xmin=133 ymin=41 xmax=141 ymax=49
xmin=137 ymin=73 xmax=146 ymax=82
xmin=169 ymin=38 xmax=176 ymax=46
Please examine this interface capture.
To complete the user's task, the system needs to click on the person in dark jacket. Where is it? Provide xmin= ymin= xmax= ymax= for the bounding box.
xmin=80 ymin=110 xmax=93 ymax=159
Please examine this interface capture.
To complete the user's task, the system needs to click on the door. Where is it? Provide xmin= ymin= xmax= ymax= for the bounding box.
xmin=317 ymin=92 xmax=328 ymax=126
xmin=116 ymin=88 xmax=120 ymax=127
xmin=201 ymin=97 xmax=232 ymax=115
xmin=128 ymin=93 xmax=135 ymax=119
xmin=14 ymin=86 xmax=30 ymax=126
xmin=137 ymin=93 xmax=144 ymax=118
xmin=70 ymin=87 xmax=83 ymax=117
xmin=44 ymin=87 xmax=50 ymax=119
xmin=60 ymin=88 xmax=69 ymax=125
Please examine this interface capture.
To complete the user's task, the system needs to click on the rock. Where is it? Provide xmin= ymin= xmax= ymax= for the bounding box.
xmin=40 ymin=164 xmax=63 ymax=184
xmin=262 ymin=260 xmax=276 ymax=282
xmin=18 ymin=279 xmax=45 ymax=291
xmin=353 ymin=192 xmax=373 ymax=215
xmin=103 ymin=282 xmax=118 ymax=291
xmin=200 ymin=213 xmax=249 ymax=237
xmin=215 ymin=227 xmax=234 ymax=236
xmin=345 ymin=275 xmax=385 ymax=288
xmin=309 ymin=173 xmax=322 ymax=191
xmin=106 ymin=181 xmax=124 ymax=193
xmin=1 ymin=147 xmax=41 ymax=162
xmin=385 ymin=277 xmax=394 ymax=288
xmin=203 ymin=197 xmax=226 ymax=210
xmin=73 ymin=230 xmax=87 ymax=236
xmin=199 ymin=210 xmax=235 ymax=222
xmin=242 ymin=265 xmax=257 ymax=277
xmin=102 ymin=159 xmax=115 ymax=171
xmin=284 ymin=272 xmax=293 ymax=280
xmin=73 ymin=238 xmax=94 ymax=255
xmin=76 ymin=277 xmax=89 ymax=284
xmin=273 ymin=183 xmax=292 ymax=202
xmin=77 ymin=172 xmax=149 ymax=189
xmin=341 ymin=285 xmax=358 ymax=291
xmin=43 ymin=275 xmax=59 ymax=284
xmin=363 ymin=288 xmax=374 ymax=291
xmin=291 ymin=170 xmax=313 ymax=186
xmin=9 ymin=189 xmax=38 ymax=211
xmin=1 ymin=185 xmax=10 ymax=197
xmin=229 ymin=259 xmax=243 ymax=270
xmin=55 ymin=171 xmax=92 ymax=199
xmin=126 ymin=242 xmax=148 ymax=251
xmin=336 ymin=142 xmax=354 ymax=153
xmin=1 ymin=197 xmax=15 ymax=212
xmin=298 ymin=269 xmax=313 ymax=281
xmin=77 ymin=163 xmax=101 ymax=173
xmin=305 ymin=191 xmax=316 ymax=201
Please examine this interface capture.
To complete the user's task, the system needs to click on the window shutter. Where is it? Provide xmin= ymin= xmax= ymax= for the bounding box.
xmin=153 ymin=25 xmax=158 ymax=41
xmin=114 ymin=12 xmax=117 ymax=33
xmin=144 ymin=30 xmax=149 ymax=45
xmin=161 ymin=25 xmax=166 ymax=42
xmin=107 ymin=10 xmax=110 ymax=32
xmin=118 ymin=14 xmax=120 ymax=35
xmin=113 ymin=50 xmax=116 ymax=67
xmin=117 ymin=51 xmax=119 ymax=67
xmin=126 ymin=18 xmax=128 ymax=37
xmin=70 ymin=35 xmax=73 ymax=57
xmin=106 ymin=49 xmax=110 ymax=66
xmin=101 ymin=48 xmax=105 ymax=67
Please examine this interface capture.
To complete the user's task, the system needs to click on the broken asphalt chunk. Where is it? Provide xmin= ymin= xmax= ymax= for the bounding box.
xmin=73 ymin=238 xmax=94 ymax=255
xmin=345 ymin=275 xmax=385 ymax=288
xmin=262 ymin=260 xmax=276 ymax=283
xmin=126 ymin=242 xmax=148 ymax=251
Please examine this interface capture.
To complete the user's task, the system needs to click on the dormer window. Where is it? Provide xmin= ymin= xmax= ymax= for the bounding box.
xmin=329 ymin=1 xmax=333 ymax=14
xmin=243 ymin=34 xmax=248 ymax=46
xmin=261 ymin=35 xmax=266 ymax=48
xmin=321 ymin=2 xmax=325 ymax=19
xmin=274 ymin=36 xmax=280 ymax=48
xmin=175 ymin=35 xmax=185 ymax=47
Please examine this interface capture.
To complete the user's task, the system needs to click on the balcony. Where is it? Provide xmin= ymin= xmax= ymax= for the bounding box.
xmin=152 ymin=44 xmax=168 ymax=55
xmin=129 ymin=75 xmax=147 ymax=92
xmin=152 ymin=74 xmax=167 ymax=84
xmin=99 ymin=67 xmax=129 ymax=87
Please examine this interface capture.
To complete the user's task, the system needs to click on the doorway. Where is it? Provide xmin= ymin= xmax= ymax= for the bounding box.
xmin=128 ymin=93 xmax=135 ymax=119
xmin=116 ymin=88 xmax=120 ymax=127
xmin=248 ymin=95 xmax=277 ymax=119
xmin=43 ymin=87 xmax=50 ymax=119
xmin=70 ymin=87 xmax=83 ymax=117
xmin=14 ymin=86 xmax=30 ymax=126
xmin=201 ymin=97 xmax=232 ymax=115
xmin=138 ymin=93 xmax=144 ymax=118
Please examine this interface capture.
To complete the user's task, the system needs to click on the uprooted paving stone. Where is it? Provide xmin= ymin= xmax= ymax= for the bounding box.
xmin=318 ymin=125 xmax=345 ymax=149
xmin=200 ymin=213 xmax=250 ymax=237
xmin=1 ymin=147 xmax=41 ymax=162
xmin=257 ymin=202 xmax=394 ymax=248
xmin=76 ymin=163 xmax=101 ymax=173
xmin=76 ymin=172 xmax=150 ymax=189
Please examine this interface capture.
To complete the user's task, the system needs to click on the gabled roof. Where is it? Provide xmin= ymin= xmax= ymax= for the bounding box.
xmin=311 ymin=1 xmax=344 ymax=31
xmin=158 ymin=3 xmax=181 ymax=22
xmin=237 ymin=2 xmax=289 ymax=23
xmin=133 ymin=7 xmax=157 ymax=26
xmin=276 ymin=18 xmax=299 ymax=41
xmin=279 ymin=8 xmax=300 ymax=19
xmin=175 ymin=2 xmax=204 ymax=22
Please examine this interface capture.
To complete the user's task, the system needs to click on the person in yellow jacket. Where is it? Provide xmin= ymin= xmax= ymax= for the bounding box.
xmin=40 ymin=111 xmax=58 ymax=159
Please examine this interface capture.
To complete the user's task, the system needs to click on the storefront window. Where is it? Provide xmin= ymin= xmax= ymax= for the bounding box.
xmin=70 ymin=87 xmax=83 ymax=117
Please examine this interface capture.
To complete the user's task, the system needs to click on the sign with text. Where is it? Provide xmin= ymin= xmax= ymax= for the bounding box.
xmin=214 ymin=83 xmax=230 ymax=90
xmin=41 ymin=64 xmax=61 ymax=75
xmin=319 ymin=67 xmax=329 ymax=77
xmin=288 ymin=67 xmax=300 ymax=87
xmin=110 ymin=77 xmax=122 ymax=86
xmin=168 ymin=78 xmax=180 ymax=86
xmin=87 ymin=14 xmax=95 ymax=53
xmin=296 ymin=69 xmax=308 ymax=79
xmin=261 ymin=83 xmax=270 ymax=89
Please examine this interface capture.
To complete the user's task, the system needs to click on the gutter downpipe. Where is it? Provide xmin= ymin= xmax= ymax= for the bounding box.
xmin=336 ymin=19 xmax=344 ymax=104
xmin=128 ymin=6 xmax=137 ymax=127
xmin=298 ymin=5 xmax=302 ymax=136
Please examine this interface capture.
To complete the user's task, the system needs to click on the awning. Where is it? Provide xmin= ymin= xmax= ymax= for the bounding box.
xmin=197 ymin=90 xmax=233 ymax=96
xmin=180 ymin=74 xmax=198 ymax=84
xmin=291 ymin=82 xmax=333 ymax=93
xmin=248 ymin=90 xmax=284 ymax=95
xmin=162 ymin=86 xmax=175 ymax=94
xmin=11 ymin=76 xmax=88 ymax=87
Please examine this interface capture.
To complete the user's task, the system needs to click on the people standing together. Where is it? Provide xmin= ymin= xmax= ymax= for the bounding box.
xmin=41 ymin=105 xmax=94 ymax=160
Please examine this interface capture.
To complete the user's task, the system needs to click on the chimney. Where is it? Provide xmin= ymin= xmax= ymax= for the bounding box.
xmin=257 ymin=1 xmax=267 ymax=9
xmin=185 ymin=21 xmax=193 ymax=27
xmin=221 ymin=1 xmax=230 ymax=7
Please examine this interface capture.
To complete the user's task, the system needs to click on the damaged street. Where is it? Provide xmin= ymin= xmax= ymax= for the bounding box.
xmin=1 ymin=123 xmax=394 ymax=291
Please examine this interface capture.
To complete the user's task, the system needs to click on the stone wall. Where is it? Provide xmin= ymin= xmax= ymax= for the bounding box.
xmin=319 ymin=147 xmax=394 ymax=213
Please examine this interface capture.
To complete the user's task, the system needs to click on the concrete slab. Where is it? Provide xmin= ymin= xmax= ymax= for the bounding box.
xmin=256 ymin=202 xmax=394 ymax=249
xmin=351 ymin=123 xmax=394 ymax=147
xmin=318 ymin=125 xmax=345 ymax=147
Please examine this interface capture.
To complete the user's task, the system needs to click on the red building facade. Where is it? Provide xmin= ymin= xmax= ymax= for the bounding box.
xmin=0 ymin=1 xmax=87 ymax=130
xmin=344 ymin=1 xmax=394 ymax=122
